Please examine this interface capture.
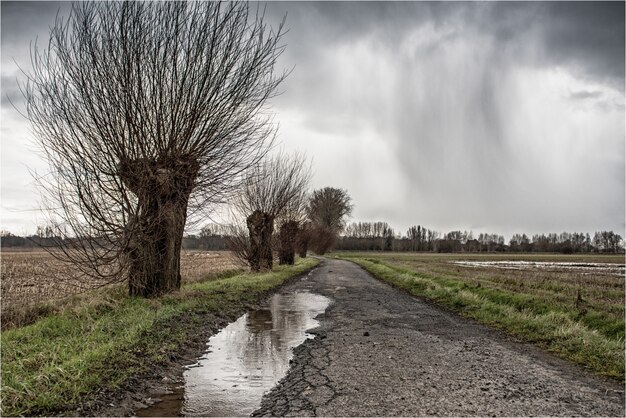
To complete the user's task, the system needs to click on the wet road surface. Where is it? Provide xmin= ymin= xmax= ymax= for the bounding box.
xmin=253 ymin=258 xmax=625 ymax=417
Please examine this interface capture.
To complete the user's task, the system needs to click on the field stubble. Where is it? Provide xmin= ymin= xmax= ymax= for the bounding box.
xmin=0 ymin=250 xmax=244 ymax=329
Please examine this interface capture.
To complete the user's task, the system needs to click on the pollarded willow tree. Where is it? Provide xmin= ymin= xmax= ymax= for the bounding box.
xmin=276 ymin=185 xmax=311 ymax=265
xmin=22 ymin=1 xmax=287 ymax=297
xmin=233 ymin=153 xmax=311 ymax=271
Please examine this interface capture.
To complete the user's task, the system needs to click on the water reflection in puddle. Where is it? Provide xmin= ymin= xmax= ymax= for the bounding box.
xmin=137 ymin=290 xmax=330 ymax=417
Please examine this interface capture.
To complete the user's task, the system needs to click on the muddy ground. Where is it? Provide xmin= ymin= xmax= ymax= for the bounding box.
xmin=253 ymin=258 xmax=625 ymax=417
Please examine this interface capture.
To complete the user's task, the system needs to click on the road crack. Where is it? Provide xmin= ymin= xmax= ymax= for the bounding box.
xmin=253 ymin=331 xmax=340 ymax=417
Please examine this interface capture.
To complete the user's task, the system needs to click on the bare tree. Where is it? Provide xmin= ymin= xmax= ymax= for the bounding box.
xmin=276 ymin=188 xmax=310 ymax=265
xmin=233 ymin=153 xmax=310 ymax=271
xmin=22 ymin=2 xmax=287 ymax=296
xmin=295 ymin=221 xmax=313 ymax=258
xmin=309 ymin=224 xmax=338 ymax=255
xmin=307 ymin=187 xmax=353 ymax=254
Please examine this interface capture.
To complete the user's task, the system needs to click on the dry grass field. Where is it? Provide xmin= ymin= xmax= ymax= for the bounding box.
xmin=179 ymin=250 xmax=245 ymax=283
xmin=0 ymin=249 xmax=244 ymax=329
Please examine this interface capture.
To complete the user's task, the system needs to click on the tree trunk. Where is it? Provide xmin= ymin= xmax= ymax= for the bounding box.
xmin=119 ymin=156 xmax=198 ymax=297
xmin=278 ymin=220 xmax=299 ymax=265
xmin=295 ymin=226 xmax=310 ymax=258
xmin=310 ymin=225 xmax=336 ymax=255
xmin=246 ymin=210 xmax=274 ymax=272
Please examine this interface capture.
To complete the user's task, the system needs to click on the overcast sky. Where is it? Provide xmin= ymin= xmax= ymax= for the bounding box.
xmin=1 ymin=1 xmax=624 ymax=238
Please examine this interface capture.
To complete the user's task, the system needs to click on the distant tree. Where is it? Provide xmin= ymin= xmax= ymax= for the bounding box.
xmin=520 ymin=234 xmax=531 ymax=252
xmin=509 ymin=234 xmax=521 ymax=252
xmin=407 ymin=225 xmax=419 ymax=251
xmin=189 ymin=223 xmax=234 ymax=250
xmin=382 ymin=225 xmax=395 ymax=251
xmin=584 ymin=233 xmax=592 ymax=252
xmin=593 ymin=231 xmax=624 ymax=253
xmin=309 ymin=224 xmax=338 ymax=255
xmin=532 ymin=234 xmax=548 ymax=252
xmin=295 ymin=221 xmax=313 ymax=258
xmin=474 ymin=233 xmax=503 ymax=252
xmin=308 ymin=187 xmax=353 ymax=232
xmin=307 ymin=187 xmax=353 ymax=254
xmin=570 ymin=232 xmax=586 ymax=253
xmin=426 ymin=229 xmax=438 ymax=251
xmin=22 ymin=2 xmax=287 ymax=296
xmin=436 ymin=232 xmax=462 ymax=253
xmin=199 ymin=224 xmax=229 ymax=238
xmin=445 ymin=230 xmax=463 ymax=242
xmin=510 ymin=233 xmax=531 ymax=252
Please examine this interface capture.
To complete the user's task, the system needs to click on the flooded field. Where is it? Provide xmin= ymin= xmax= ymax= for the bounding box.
xmin=450 ymin=260 xmax=625 ymax=276
xmin=138 ymin=290 xmax=331 ymax=417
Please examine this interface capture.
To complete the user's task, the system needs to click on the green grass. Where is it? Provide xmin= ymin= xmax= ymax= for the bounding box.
xmin=334 ymin=252 xmax=625 ymax=380
xmin=1 ymin=258 xmax=319 ymax=416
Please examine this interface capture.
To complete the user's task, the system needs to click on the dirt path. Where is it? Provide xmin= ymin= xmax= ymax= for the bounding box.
xmin=253 ymin=258 xmax=625 ymax=417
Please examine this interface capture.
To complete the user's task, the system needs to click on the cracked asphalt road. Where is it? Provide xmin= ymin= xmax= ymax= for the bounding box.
xmin=253 ymin=258 xmax=624 ymax=417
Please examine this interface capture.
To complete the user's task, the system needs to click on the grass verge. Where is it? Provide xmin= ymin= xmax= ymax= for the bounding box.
xmin=1 ymin=258 xmax=318 ymax=416
xmin=335 ymin=254 xmax=624 ymax=380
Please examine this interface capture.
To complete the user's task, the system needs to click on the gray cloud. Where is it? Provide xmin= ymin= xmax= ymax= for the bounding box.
xmin=569 ymin=90 xmax=603 ymax=101
xmin=1 ymin=74 xmax=22 ymax=107
xmin=1 ymin=2 xmax=67 ymax=46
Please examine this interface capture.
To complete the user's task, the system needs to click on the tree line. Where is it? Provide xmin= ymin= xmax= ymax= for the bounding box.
xmin=4 ymin=222 xmax=623 ymax=255
xmin=334 ymin=223 xmax=624 ymax=254
xmin=170 ymin=225 xmax=626 ymax=254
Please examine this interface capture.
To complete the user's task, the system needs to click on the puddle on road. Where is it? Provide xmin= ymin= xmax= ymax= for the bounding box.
xmin=137 ymin=290 xmax=331 ymax=417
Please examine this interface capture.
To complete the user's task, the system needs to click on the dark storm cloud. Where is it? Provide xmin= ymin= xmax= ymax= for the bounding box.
xmin=1 ymin=2 xmax=69 ymax=107
xmin=539 ymin=1 xmax=625 ymax=88
xmin=269 ymin=2 xmax=624 ymax=87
